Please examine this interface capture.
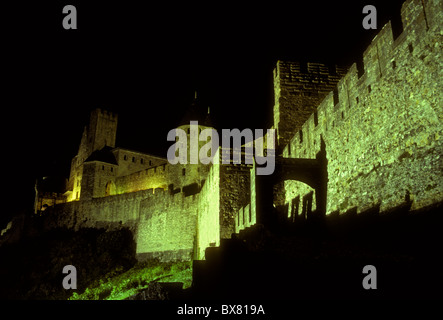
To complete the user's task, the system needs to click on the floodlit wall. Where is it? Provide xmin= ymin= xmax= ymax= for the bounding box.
xmin=136 ymin=190 xmax=198 ymax=262
xmin=282 ymin=0 xmax=443 ymax=216
xmin=235 ymin=163 xmax=257 ymax=233
xmin=219 ymin=158 xmax=252 ymax=239
xmin=273 ymin=61 xmax=347 ymax=152
xmin=44 ymin=189 xmax=152 ymax=231
xmin=112 ymin=148 xmax=167 ymax=177
xmin=196 ymin=149 xmax=220 ymax=260
xmin=114 ymin=164 xmax=168 ymax=194
xmin=196 ymin=148 xmax=252 ymax=259
xmin=46 ymin=187 xmax=199 ymax=262
xmin=40 ymin=0 xmax=442 ymax=265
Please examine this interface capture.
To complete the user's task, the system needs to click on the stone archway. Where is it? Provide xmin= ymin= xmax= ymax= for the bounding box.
xmin=255 ymin=136 xmax=328 ymax=227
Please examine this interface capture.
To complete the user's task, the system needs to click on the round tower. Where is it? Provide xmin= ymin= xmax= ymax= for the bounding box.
xmin=169 ymin=92 xmax=217 ymax=191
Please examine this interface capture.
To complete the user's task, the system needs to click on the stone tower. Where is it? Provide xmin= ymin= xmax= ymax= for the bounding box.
xmin=169 ymin=93 xmax=215 ymax=192
xmin=66 ymin=108 xmax=118 ymax=201
xmin=86 ymin=108 xmax=118 ymax=155
xmin=273 ymin=61 xmax=347 ymax=153
xmin=272 ymin=61 xmax=347 ymax=210
xmin=80 ymin=146 xmax=118 ymax=200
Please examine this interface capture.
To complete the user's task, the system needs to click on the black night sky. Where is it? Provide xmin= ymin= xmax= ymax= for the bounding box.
xmin=2 ymin=1 xmax=405 ymax=218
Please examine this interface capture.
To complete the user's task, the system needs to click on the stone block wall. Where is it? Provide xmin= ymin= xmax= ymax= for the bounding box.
xmin=115 ymin=163 xmax=168 ymax=194
xmin=273 ymin=61 xmax=347 ymax=152
xmin=80 ymin=161 xmax=118 ymax=200
xmin=165 ymin=124 xmax=216 ymax=191
xmin=44 ymin=187 xmax=199 ymax=262
xmin=283 ymin=0 xmax=442 ymax=216
xmin=219 ymin=151 xmax=252 ymax=239
xmin=196 ymin=148 xmax=252 ymax=259
xmin=88 ymin=109 xmax=118 ymax=154
xmin=196 ymin=150 xmax=220 ymax=260
xmin=44 ymin=189 xmax=153 ymax=231
xmin=79 ymin=162 xmax=96 ymax=200
xmin=235 ymin=204 xmax=253 ymax=234
xmin=136 ymin=190 xmax=198 ymax=262
xmin=249 ymin=163 xmax=257 ymax=226
xmin=112 ymin=148 xmax=167 ymax=177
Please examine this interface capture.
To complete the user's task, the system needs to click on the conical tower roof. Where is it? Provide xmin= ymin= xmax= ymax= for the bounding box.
xmin=179 ymin=92 xmax=214 ymax=128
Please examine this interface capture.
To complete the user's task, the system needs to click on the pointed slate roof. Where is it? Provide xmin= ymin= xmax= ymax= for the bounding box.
xmin=84 ymin=146 xmax=118 ymax=165
xmin=179 ymin=93 xmax=214 ymax=128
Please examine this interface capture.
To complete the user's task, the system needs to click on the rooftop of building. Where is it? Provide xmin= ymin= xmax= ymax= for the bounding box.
xmin=85 ymin=146 xmax=118 ymax=165
xmin=178 ymin=93 xmax=214 ymax=128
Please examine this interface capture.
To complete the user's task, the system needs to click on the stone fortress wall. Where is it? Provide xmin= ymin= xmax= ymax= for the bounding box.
xmin=279 ymin=0 xmax=442 ymax=218
xmin=273 ymin=61 xmax=347 ymax=152
xmin=136 ymin=190 xmax=198 ymax=262
xmin=31 ymin=0 xmax=442 ymax=264
xmin=67 ymin=109 xmax=118 ymax=202
xmin=114 ymin=163 xmax=168 ymax=195
xmin=196 ymin=148 xmax=253 ymax=260
xmin=196 ymin=149 xmax=221 ymax=260
xmin=43 ymin=186 xmax=199 ymax=262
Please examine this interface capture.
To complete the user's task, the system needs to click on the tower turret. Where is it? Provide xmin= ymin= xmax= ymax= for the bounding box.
xmin=169 ymin=93 xmax=216 ymax=191
xmin=86 ymin=108 xmax=118 ymax=155
xmin=66 ymin=108 xmax=118 ymax=201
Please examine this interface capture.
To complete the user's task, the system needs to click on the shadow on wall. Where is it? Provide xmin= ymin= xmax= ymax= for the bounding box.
xmin=192 ymin=199 xmax=443 ymax=300
xmin=265 ymin=135 xmax=329 ymax=229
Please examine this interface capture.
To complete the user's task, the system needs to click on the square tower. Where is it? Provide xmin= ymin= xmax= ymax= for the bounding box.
xmin=87 ymin=108 xmax=118 ymax=155
xmin=66 ymin=108 xmax=118 ymax=201
xmin=273 ymin=61 xmax=347 ymax=153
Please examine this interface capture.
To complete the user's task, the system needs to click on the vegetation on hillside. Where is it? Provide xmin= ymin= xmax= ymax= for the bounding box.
xmin=0 ymin=227 xmax=191 ymax=300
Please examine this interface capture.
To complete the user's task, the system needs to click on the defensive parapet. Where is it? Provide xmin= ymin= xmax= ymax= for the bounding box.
xmin=88 ymin=108 xmax=118 ymax=153
xmin=114 ymin=163 xmax=168 ymax=194
xmin=282 ymin=0 xmax=442 ymax=217
xmin=94 ymin=108 xmax=118 ymax=121
xmin=273 ymin=61 xmax=347 ymax=153
xmin=196 ymin=147 xmax=254 ymax=260
xmin=137 ymin=187 xmax=199 ymax=262
xmin=41 ymin=185 xmax=200 ymax=262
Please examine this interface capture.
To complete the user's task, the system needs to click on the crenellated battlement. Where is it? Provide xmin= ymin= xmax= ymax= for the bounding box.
xmin=114 ymin=163 xmax=168 ymax=194
xmin=106 ymin=180 xmax=199 ymax=205
xmin=286 ymin=0 xmax=441 ymax=156
xmin=282 ymin=0 xmax=442 ymax=217
xmin=95 ymin=108 xmax=118 ymax=122
xmin=275 ymin=61 xmax=347 ymax=90
xmin=273 ymin=60 xmax=347 ymax=152
xmin=119 ymin=162 xmax=168 ymax=181
xmin=41 ymin=0 xmax=442 ymax=266
xmin=141 ymin=186 xmax=198 ymax=210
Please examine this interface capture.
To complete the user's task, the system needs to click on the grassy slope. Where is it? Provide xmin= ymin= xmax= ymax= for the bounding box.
xmin=69 ymin=260 xmax=192 ymax=300
xmin=0 ymin=226 xmax=191 ymax=300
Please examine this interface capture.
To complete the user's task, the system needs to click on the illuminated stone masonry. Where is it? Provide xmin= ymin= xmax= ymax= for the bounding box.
xmin=35 ymin=0 xmax=442 ymax=263
xmin=279 ymin=0 xmax=442 ymax=218
xmin=38 ymin=98 xmax=255 ymax=262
